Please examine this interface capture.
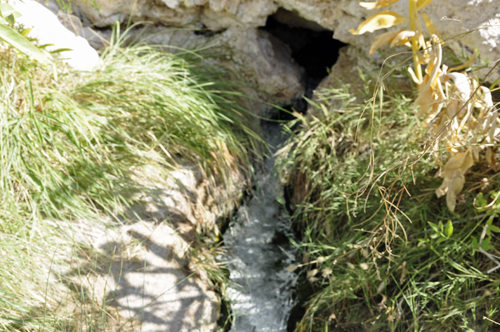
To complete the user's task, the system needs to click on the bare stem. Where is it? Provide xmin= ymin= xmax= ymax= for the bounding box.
xmin=409 ymin=0 xmax=422 ymax=82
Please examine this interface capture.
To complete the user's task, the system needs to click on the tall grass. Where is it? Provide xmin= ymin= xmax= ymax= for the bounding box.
xmin=0 ymin=31 xmax=262 ymax=330
xmin=279 ymin=73 xmax=500 ymax=331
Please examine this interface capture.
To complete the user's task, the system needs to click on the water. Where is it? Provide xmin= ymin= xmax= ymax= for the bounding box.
xmin=223 ymin=123 xmax=298 ymax=332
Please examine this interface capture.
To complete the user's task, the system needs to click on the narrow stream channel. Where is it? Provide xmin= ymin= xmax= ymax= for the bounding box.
xmin=222 ymin=122 xmax=298 ymax=331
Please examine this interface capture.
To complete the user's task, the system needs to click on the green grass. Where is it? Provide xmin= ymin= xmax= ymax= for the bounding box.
xmin=278 ymin=72 xmax=500 ymax=331
xmin=0 ymin=30 xmax=262 ymax=330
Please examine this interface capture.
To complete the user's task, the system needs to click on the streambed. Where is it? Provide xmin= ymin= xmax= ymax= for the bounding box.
xmin=222 ymin=122 xmax=298 ymax=331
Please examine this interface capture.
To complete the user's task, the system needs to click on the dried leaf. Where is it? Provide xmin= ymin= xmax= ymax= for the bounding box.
xmin=389 ymin=30 xmax=415 ymax=47
xmin=322 ymin=267 xmax=333 ymax=277
xmin=446 ymin=73 xmax=471 ymax=101
xmin=307 ymin=269 xmax=319 ymax=278
xmin=446 ymin=172 xmax=465 ymax=211
xmin=370 ymin=30 xmax=400 ymax=54
xmin=444 ymin=151 xmax=472 ymax=171
xmin=486 ymin=147 xmax=496 ymax=166
xmin=349 ymin=11 xmax=407 ymax=35
xmin=420 ymin=13 xmax=439 ymax=37
xmin=437 ymin=151 xmax=474 ymax=211
xmin=359 ymin=0 xmax=401 ymax=10
xmin=417 ymin=0 xmax=434 ymax=11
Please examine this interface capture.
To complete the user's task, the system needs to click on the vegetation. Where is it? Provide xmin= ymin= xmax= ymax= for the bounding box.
xmin=279 ymin=72 xmax=500 ymax=330
xmin=278 ymin=37 xmax=500 ymax=332
xmin=275 ymin=1 xmax=500 ymax=331
xmin=0 ymin=26 xmax=261 ymax=330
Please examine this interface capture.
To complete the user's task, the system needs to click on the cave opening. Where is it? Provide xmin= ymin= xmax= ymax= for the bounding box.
xmin=260 ymin=9 xmax=347 ymax=119
xmin=261 ymin=9 xmax=347 ymax=94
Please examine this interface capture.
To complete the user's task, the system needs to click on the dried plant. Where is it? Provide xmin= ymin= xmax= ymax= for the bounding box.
xmin=351 ymin=0 xmax=499 ymax=211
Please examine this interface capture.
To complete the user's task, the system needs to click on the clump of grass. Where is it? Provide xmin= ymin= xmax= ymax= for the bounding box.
xmin=279 ymin=72 xmax=500 ymax=331
xmin=0 ymin=31 xmax=262 ymax=330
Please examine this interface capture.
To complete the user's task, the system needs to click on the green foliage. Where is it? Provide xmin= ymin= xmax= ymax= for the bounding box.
xmin=279 ymin=80 xmax=500 ymax=331
xmin=0 ymin=32 xmax=262 ymax=329
xmin=0 ymin=0 xmax=51 ymax=63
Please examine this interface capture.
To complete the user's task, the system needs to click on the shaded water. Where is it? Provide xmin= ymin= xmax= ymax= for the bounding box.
xmin=223 ymin=123 xmax=298 ymax=331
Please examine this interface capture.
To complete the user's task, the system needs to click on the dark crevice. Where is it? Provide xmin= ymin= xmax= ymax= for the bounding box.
xmin=259 ymin=10 xmax=348 ymax=331
xmin=261 ymin=9 xmax=347 ymax=100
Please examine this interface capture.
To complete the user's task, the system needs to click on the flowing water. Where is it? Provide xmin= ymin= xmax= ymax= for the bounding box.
xmin=223 ymin=122 xmax=298 ymax=332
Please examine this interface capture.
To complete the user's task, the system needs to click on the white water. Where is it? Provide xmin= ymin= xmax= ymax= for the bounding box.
xmin=223 ymin=124 xmax=297 ymax=332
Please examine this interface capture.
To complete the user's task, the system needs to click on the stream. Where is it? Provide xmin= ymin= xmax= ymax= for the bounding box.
xmin=222 ymin=122 xmax=298 ymax=331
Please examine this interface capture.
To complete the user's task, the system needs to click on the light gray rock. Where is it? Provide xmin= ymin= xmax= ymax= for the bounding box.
xmin=67 ymin=0 xmax=500 ymax=82
xmin=72 ymin=220 xmax=218 ymax=332
xmin=10 ymin=0 xmax=100 ymax=71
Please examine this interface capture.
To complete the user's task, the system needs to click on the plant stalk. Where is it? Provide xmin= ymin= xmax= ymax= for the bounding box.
xmin=409 ymin=0 xmax=422 ymax=82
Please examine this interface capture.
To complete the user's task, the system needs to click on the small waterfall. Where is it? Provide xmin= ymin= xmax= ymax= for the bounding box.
xmin=222 ymin=122 xmax=297 ymax=331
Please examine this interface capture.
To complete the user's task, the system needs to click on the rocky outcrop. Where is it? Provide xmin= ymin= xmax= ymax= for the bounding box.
xmin=66 ymin=0 xmax=500 ymax=83
xmin=70 ymin=220 xmax=219 ymax=332
xmin=58 ymin=164 xmax=244 ymax=332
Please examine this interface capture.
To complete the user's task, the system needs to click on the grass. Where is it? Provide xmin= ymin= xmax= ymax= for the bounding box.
xmin=278 ymin=68 xmax=500 ymax=331
xmin=0 ymin=28 xmax=262 ymax=330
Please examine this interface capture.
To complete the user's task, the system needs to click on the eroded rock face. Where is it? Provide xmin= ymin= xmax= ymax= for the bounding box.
xmin=68 ymin=0 xmax=500 ymax=82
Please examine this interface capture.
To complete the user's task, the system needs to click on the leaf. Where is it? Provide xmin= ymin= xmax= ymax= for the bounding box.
xmin=449 ymin=260 xmax=469 ymax=273
xmin=444 ymin=220 xmax=453 ymax=237
xmin=359 ymin=0 xmax=401 ymax=10
xmin=20 ymin=28 xmax=31 ymax=37
xmin=0 ymin=2 xmax=22 ymax=20
xmin=476 ymin=193 xmax=487 ymax=208
xmin=389 ymin=30 xmax=415 ymax=47
xmin=0 ymin=24 xmax=51 ymax=64
xmin=369 ymin=29 xmax=415 ymax=55
xmin=485 ymin=218 xmax=500 ymax=234
xmin=49 ymin=48 xmax=73 ymax=54
xmin=420 ymin=13 xmax=439 ymax=37
xmin=437 ymin=236 xmax=448 ymax=243
xmin=369 ymin=30 xmax=399 ymax=54
xmin=349 ymin=11 xmax=407 ymax=35
xmin=481 ymin=237 xmax=493 ymax=251
xmin=472 ymin=237 xmax=479 ymax=249
xmin=5 ymin=13 xmax=14 ymax=25
xmin=428 ymin=221 xmax=439 ymax=233
xmin=416 ymin=0 xmax=433 ymax=11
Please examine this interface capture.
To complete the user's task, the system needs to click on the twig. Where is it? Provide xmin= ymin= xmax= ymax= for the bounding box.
xmin=483 ymin=316 xmax=500 ymax=326
xmin=478 ymin=223 xmax=500 ymax=274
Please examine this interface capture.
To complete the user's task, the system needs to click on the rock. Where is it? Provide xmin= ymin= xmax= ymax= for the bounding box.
xmin=129 ymin=164 xmax=245 ymax=240
xmin=10 ymin=0 xmax=100 ymax=71
xmin=119 ymin=24 xmax=305 ymax=109
xmin=328 ymin=0 xmax=500 ymax=82
xmin=71 ymin=220 xmax=218 ymax=332
xmin=66 ymin=0 xmax=500 ymax=82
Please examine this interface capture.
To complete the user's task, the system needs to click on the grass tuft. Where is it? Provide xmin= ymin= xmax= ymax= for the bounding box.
xmin=0 ymin=30 xmax=262 ymax=330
